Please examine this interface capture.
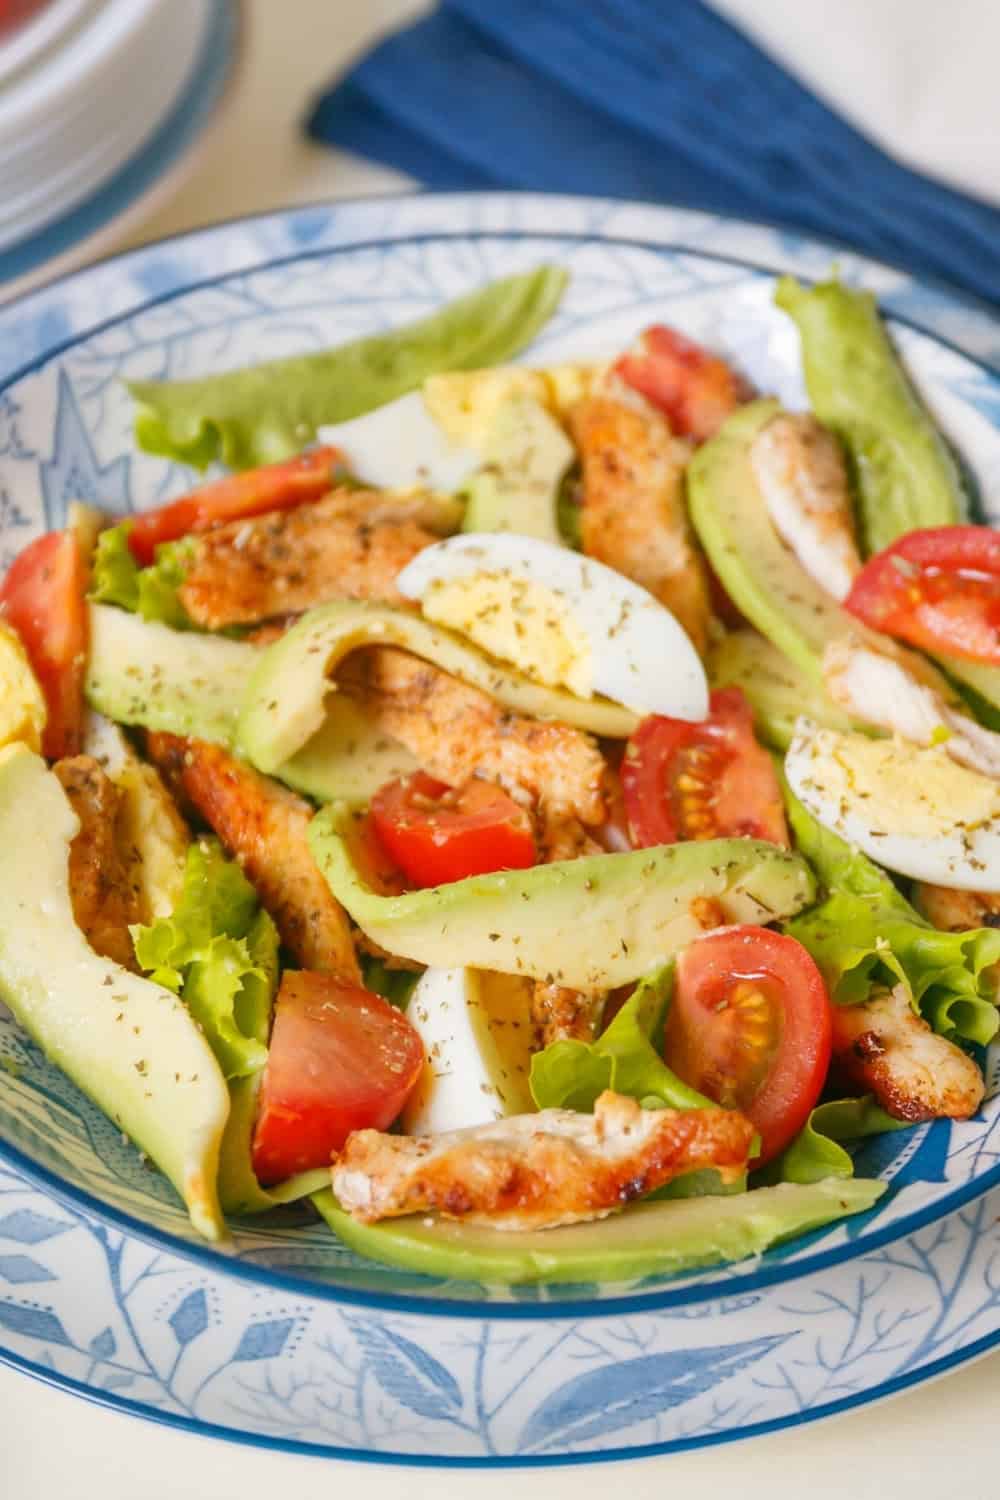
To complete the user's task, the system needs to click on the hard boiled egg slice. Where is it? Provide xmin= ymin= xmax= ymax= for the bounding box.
xmin=319 ymin=391 xmax=481 ymax=493
xmin=396 ymin=533 xmax=709 ymax=721
xmin=401 ymin=967 xmax=536 ymax=1135
xmin=785 ymin=718 xmax=1000 ymax=890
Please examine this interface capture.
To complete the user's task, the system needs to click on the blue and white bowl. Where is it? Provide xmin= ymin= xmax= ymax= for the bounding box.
xmin=1 ymin=192 xmax=1000 ymax=1463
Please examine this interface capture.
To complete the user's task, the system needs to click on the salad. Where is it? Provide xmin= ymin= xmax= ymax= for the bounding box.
xmin=0 ymin=263 xmax=997 ymax=1285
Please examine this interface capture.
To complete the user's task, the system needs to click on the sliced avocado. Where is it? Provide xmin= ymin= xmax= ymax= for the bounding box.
xmin=709 ymin=630 xmax=860 ymax=749
xmin=0 ymin=744 xmax=230 ymax=1240
xmin=941 ymin=657 xmax=1000 ymax=723
xmin=277 ymin=694 xmax=419 ymax=805
xmin=775 ymin=276 xmax=967 ymax=554
xmin=463 ymin=395 xmax=574 ymax=544
xmin=312 ymin=1178 xmax=884 ymax=1284
xmin=238 ymin=600 xmax=637 ymax=776
xmin=688 ymin=401 xmax=955 ymax=697
xmin=85 ymin=603 xmax=256 ymax=744
xmin=308 ymin=801 xmax=814 ymax=989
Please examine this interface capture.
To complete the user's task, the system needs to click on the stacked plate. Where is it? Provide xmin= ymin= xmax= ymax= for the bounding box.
xmin=0 ymin=0 xmax=240 ymax=291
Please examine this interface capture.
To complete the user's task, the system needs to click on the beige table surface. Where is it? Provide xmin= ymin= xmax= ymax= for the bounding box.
xmin=5 ymin=0 xmax=1000 ymax=1493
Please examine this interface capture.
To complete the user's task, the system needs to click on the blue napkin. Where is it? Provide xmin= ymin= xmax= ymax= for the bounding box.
xmin=307 ymin=0 xmax=1000 ymax=308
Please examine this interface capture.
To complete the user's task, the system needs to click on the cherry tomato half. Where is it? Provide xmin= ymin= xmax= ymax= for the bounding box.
xmin=0 ymin=530 xmax=87 ymax=759
xmin=622 ymin=687 xmax=789 ymax=849
xmin=371 ymin=771 xmax=536 ymax=888
xmin=665 ymin=926 xmax=833 ymax=1165
xmin=615 ymin=325 xmax=752 ymax=442
xmin=845 ymin=525 xmax=1000 ymax=665
xmin=127 ymin=446 xmax=343 ymax=564
xmin=251 ymin=971 xmax=424 ymax=1185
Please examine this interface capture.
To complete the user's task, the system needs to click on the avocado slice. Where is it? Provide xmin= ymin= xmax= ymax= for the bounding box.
xmin=238 ymin=600 xmax=637 ymax=777
xmin=462 ymin=395 xmax=575 ymax=543
xmin=774 ymin=276 xmax=967 ymax=555
xmin=85 ymin=604 xmax=419 ymax=805
xmin=0 ymin=744 xmax=230 ymax=1240
xmin=709 ymin=630 xmax=861 ymax=749
xmin=688 ymin=401 xmax=955 ymax=698
xmin=308 ymin=801 xmax=814 ymax=989
xmin=85 ymin=602 xmax=255 ymax=744
xmin=312 ymin=1177 xmax=884 ymax=1284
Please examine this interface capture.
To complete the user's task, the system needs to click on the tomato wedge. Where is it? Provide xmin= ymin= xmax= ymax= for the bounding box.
xmin=251 ymin=971 xmax=424 ymax=1185
xmin=0 ymin=530 xmax=87 ymax=758
xmin=845 ymin=525 xmax=1000 ymax=665
xmin=622 ymin=687 xmax=788 ymax=849
xmin=127 ymin=445 xmax=343 ymax=564
xmin=615 ymin=325 xmax=752 ymax=442
xmin=664 ymin=926 xmax=833 ymax=1165
xmin=371 ymin=771 xmax=536 ymax=888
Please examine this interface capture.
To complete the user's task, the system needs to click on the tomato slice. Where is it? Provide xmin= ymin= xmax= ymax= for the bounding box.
xmin=251 ymin=971 xmax=424 ymax=1185
xmin=622 ymin=687 xmax=788 ymax=849
xmin=845 ymin=525 xmax=1000 ymax=665
xmin=0 ymin=530 xmax=87 ymax=759
xmin=371 ymin=771 xmax=536 ymax=888
xmin=614 ymin=325 xmax=752 ymax=442
xmin=665 ymin=926 xmax=833 ymax=1164
xmin=127 ymin=446 xmax=343 ymax=564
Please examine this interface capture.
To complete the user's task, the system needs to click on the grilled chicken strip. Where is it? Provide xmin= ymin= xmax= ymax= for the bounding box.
xmin=145 ymin=733 xmax=360 ymax=979
xmin=824 ymin=639 xmax=1000 ymax=778
xmin=569 ymin=394 xmax=711 ymax=655
xmin=750 ymin=412 xmax=862 ymax=603
xmin=831 ymin=985 xmax=984 ymax=1122
xmin=54 ymin=756 xmax=141 ymax=971
xmin=333 ymin=1089 xmax=754 ymax=1228
xmin=341 ymin=646 xmax=609 ymax=827
xmin=178 ymin=488 xmax=455 ymax=629
xmin=912 ymin=883 xmax=1000 ymax=933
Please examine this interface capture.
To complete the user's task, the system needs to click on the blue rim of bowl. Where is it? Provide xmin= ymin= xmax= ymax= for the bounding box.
xmin=3 ymin=1319 xmax=999 ymax=1466
xmin=1 ymin=218 xmax=1000 ymax=1322
xmin=0 ymin=0 xmax=241 ymax=287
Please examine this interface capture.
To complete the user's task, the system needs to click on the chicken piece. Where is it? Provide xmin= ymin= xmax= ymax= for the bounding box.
xmin=568 ymin=394 xmax=712 ymax=655
xmin=54 ymin=756 xmax=141 ymax=970
xmin=750 ymin=412 xmax=862 ymax=603
xmin=824 ymin=639 xmax=1000 ymax=778
xmin=178 ymin=488 xmax=452 ymax=629
xmin=145 ymin=733 xmax=360 ymax=979
xmin=531 ymin=982 xmax=606 ymax=1049
xmin=332 ymin=1089 xmax=753 ymax=1228
xmin=341 ymin=646 xmax=609 ymax=826
xmin=912 ymin=883 xmax=1000 ymax=933
xmin=831 ymin=984 xmax=984 ymax=1122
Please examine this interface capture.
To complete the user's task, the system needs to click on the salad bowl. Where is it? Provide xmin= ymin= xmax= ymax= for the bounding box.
xmin=2 ymin=192 xmax=1000 ymax=1461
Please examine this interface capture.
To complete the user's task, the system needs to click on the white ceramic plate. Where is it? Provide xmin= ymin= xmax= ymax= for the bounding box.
xmin=0 ymin=193 xmax=1000 ymax=1463
xmin=0 ymin=0 xmax=242 ymax=296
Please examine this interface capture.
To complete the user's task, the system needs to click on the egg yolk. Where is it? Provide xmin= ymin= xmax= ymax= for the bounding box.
xmin=421 ymin=572 xmax=593 ymax=698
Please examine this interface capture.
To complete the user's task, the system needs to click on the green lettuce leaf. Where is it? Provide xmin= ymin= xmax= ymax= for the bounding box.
xmin=127 ymin=266 xmax=570 ymax=471
xmin=783 ymin=780 xmax=1000 ymax=1046
xmin=764 ymin=1096 xmax=908 ymax=1186
xmin=529 ymin=965 xmax=714 ymax=1114
xmin=89 ymin=524 xmax=192 ymax=629
xmin=132 ymin=839 xmax=274 ymax=1079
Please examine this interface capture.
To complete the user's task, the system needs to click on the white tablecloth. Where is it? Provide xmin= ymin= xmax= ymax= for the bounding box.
xmin=5 ymin=1 xmax=1000 ymax=1493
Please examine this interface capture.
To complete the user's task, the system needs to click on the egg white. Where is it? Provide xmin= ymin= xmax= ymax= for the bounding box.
xmin=319 ymin=391 xmax=481 ymax=493
xmin=396 ymin=533 xmax=709 ymax=721
xmin=401 ymin=967 xmax=535 ymax=1134
xmin=785 ymin=717 xmax=1000 ymax=891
